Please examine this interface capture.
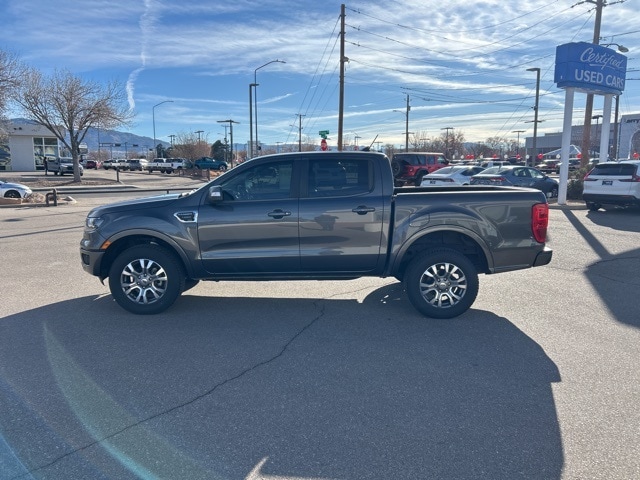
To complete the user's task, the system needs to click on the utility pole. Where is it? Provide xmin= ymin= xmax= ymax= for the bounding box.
xmin=580 ymin=0 xmax=605 ymax=166
xmin=294 ymin=114 xmax=305 ymax=152
xmin=217 ymin=120 xmax=239 ymax=167
xmin=512 ymin=130 xmax=525 ymax=158
xmin=526 ymin=67 xmax=541 ymax=167
xmin=338 ymin=3 xmax=346 ymax=151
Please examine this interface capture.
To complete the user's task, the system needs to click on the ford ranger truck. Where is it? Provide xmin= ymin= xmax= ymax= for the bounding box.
xmin=80 ymin=151 xmax=552 ymax=319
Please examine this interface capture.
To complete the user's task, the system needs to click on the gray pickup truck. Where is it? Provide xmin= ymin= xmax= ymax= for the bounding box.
xmin=80 ymin=151 xmax=552 ymax=318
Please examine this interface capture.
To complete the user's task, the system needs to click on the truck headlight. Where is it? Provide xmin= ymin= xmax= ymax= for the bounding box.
xmin=86 ymin=216 xmax=104 ymax=230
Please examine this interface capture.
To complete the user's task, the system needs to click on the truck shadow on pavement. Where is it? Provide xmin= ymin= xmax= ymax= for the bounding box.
xmin=0 ymin=285 xmax=563 ymax=480
xmin=564 ymin=209 xmax=640 ymax=329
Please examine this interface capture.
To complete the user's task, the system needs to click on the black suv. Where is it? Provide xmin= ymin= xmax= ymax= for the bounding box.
xmin=391 ymin=152 xmax=448 ymax=186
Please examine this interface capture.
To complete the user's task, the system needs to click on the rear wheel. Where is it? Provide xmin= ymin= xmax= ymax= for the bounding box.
xmin=218 ymin=165 xmax=227 ymax=171
xmin=4 ymin=191 xmax=21 ymax=198
xmin=108 ymin=245 xmax=186 ymax=314
xmin=587 ymin=202 xmax=601 ymax=211
xmin=404 ymin=248 xmax=479 ymax=319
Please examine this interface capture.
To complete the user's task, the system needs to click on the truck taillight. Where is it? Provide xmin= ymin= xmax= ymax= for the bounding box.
xmin=532 ymin=203 xmax=549 ymax=243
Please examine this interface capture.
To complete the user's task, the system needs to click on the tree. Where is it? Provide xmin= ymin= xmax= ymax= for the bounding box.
xmin=170 ymin=132 xmax=210 ymax=160
xmin=13 ymin=68 xmax=130 ymax=181
xmin=0 ymin=49 xmax=24 ymax=138
xmin=210 ymin=139 xmax=227 ymax=161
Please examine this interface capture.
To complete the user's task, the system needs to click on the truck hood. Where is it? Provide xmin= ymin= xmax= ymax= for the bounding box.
xmin=87 ymin=192 xmax=186 ymax=217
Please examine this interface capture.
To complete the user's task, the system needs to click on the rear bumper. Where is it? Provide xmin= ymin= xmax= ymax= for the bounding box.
xmin=533 ymin=247 xmax=553 ymax=267
xmin=582 ymin=193 xmax=640 ymax=207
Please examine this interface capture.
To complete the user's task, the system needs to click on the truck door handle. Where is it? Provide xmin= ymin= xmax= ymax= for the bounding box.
xmin=267 ymin=209 xmax=292 ymax=219
xmin=352 ymin=206 xmax=376 ymax=215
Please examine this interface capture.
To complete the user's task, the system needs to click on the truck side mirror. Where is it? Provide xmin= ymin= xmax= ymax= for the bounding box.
xmin=208 ymin=185 xmax=224 ymax=203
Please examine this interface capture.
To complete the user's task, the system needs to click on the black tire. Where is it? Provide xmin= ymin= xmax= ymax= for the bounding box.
xmin=404 ymin=248 xmax=479 ymax=319
xmin=218 ymin=165 xmax=227 ymax=171
xmin=108 ymin=245 xmax=186 ymax=314
xmin=4 ymin=190 xmax=21 ymax=199
xmin=547 ymin=186 xmax=558 ymax=198
xmin=587 ymin=202 xmax=601 ymax=212
xmin=415 ymin=173 xmax=425 ymax=187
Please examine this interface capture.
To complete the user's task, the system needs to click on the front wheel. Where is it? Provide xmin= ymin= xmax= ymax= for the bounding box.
xmin=108 ymin=245 xmax=186 ymax=314
xmin=404 ymin=248 xmax=479 ymax=319
xmin=218 ymin=165 xmax=227 ymax=171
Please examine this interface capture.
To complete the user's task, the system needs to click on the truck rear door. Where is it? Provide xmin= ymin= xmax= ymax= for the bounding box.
xmin=298 ymin=155 xmax=386 ymax=272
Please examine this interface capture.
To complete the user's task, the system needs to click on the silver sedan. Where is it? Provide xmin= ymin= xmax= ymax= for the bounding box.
xmin=420 ymin=165 xmax=485 ymax=186
xmin=0 ymin=180 xmax=33 ymax=199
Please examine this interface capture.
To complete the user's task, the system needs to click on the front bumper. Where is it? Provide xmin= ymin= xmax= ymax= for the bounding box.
xmin=80 ymin=247 xmax=105 ymax=277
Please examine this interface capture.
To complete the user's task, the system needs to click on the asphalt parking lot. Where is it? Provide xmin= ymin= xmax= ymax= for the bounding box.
xmin=1 ymin=168 xmax=638 ymax=479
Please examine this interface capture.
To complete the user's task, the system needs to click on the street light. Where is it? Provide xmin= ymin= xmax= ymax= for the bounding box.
xmin=195 ymin=130 xmax=204 ymax=143
xmin=393 ymin=94 xmax=410 ymax=152
xmin=602 ymin=42 xmax=629 ymax=53
xmin=441 ymin=127 xmax=454 ymax=159
xmin=252 ymin=59 xmax=286 ymax=157
xmin=592 ymin=114 xmax=603 ymax=154
xmin=526 ymin=67 xmax=541 ymax=167
xmin=153 ymin=100 xmax=173 ymax=158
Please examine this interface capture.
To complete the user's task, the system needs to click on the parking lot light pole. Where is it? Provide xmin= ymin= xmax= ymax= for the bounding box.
xmin=254 ymin=60 xmax=286 ymax=156
xmin=153 ymin=100 xmax=173 ymax=158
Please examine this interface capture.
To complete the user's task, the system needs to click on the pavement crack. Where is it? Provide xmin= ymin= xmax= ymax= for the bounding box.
xmin=14 ymin=303 xmax=326 ymax=480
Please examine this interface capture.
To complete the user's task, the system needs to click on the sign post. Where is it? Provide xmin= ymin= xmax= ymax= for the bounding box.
xmin=554 ymin=42 xmax=627 ymax=204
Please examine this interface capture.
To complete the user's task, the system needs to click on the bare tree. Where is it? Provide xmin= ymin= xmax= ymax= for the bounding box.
xmin=0 ymin=49 xmax=24 ymax=138
xmin=170 ymin=132 xmax=210 ymax=160
xmin=13 ymin=68 xmax=130 ymax=181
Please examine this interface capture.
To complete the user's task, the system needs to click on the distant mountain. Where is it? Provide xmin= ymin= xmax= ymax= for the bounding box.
xmin=9 ymin=118 xmax=168 ymax=154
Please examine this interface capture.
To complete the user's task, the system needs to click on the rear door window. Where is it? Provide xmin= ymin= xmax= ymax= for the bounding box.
xmin=590 ymin=164 xmax=638 ymax=176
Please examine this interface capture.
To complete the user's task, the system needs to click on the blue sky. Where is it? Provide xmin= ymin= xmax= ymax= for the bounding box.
xmin=3 ymin=0 xmax=639 ymax=151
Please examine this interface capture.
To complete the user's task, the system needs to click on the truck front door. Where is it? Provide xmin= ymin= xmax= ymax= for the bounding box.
xmin=197 ymin=159 xmax=300 ymax=275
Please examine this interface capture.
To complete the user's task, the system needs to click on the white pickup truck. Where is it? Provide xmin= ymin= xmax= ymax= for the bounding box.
xmin=145 ymin=158 xmax=186 ymax=174
xmin=103 ymin=159 xmax=130 ymax=170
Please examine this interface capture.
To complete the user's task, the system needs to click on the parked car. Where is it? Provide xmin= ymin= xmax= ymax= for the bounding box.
xmin=127 ymin=159 xmax=148 ymax=171
xmin=391 ymin=152 xmax=449 ymax=186
xmin=103 ymin=159 xmax=129 ymax=170
xmin=419 ymin=165 xmax=485 ymax=186
xmin=0 ymin=180 xmax=32 ymax=199
xmin=582 ymin=160 xmax=640 ymax=211
xmin=47 ymin=157 xmax=84 ymax=176
xmin=193 ymin=157 xmax=228 ymax=171
xmin=557 ymin=158 xmax=582 ymax=172
xmin=536 ymin=160 xmax=561 ymax=174
xmin=479 ymin=160 xmax=511 ymax=169
xmin=83 ymin=159 xmax=101 ymax=169
xmin=470 ymin=165 xmax=559 ymax=198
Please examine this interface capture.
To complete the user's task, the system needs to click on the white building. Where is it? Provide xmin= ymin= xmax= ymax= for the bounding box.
xmin=2 ymin=121 xmax=61 ymax=172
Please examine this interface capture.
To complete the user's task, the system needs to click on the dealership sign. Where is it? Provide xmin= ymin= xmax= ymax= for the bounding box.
xmin=554 ymin=42 xmax=627 ymax=95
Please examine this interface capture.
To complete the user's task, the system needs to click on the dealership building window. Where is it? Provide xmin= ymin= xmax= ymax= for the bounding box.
xmin=33 ymin=137 xmax=59 ymax=170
